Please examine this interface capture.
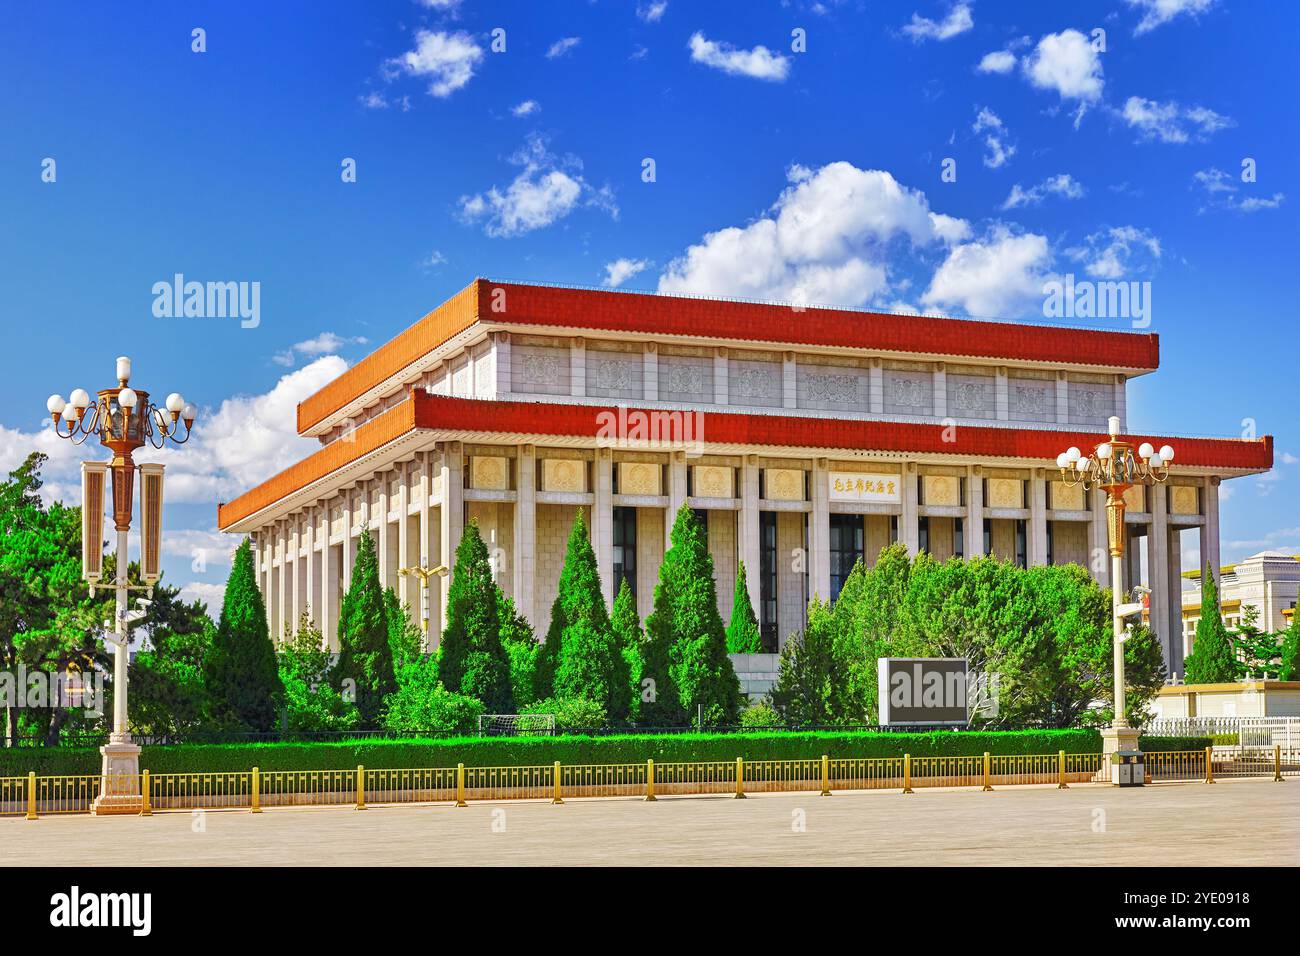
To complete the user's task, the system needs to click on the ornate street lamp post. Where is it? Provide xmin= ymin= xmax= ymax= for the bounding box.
xmin=47 ymin=356 xmax=196 ymax=813
xmin=1057 ymin=416 xmax=1173 ymax=773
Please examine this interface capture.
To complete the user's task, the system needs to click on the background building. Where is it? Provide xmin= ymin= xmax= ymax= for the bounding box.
xmin=217 ymin=281 xmax=1273 ymax=677
xmin=1180 ymin=551 xmax=1300 ymax=662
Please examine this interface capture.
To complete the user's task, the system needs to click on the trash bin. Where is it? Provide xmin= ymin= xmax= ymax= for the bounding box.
xmin=1110 ymin=750 xmax=1145 ymax=787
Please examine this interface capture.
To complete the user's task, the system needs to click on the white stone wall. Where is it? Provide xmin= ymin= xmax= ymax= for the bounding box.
xmin=467 ymin=501 xmax=515 ymax=599
xmin=708 ymin=509 xmax=738 ymax=624
xmin=635 ymin=507 xmax=665 ymax=623
xmin=776 ymin=511 xmax=807 ymax=646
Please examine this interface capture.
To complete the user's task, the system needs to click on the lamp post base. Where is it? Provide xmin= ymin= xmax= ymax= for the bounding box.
xmin=91 ymin=742 xmax=143 ymax=815
xmin=1099 ymin=725 xmax=1143 ymax=786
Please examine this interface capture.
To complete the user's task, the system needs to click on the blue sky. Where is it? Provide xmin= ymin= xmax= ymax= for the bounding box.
xmin=1 ymin=0 xmax=1296 ymax=610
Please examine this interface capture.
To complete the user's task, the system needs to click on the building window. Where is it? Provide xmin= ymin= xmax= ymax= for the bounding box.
xmin=890 ymin=515 xmax=899 ymax=544
xmin=1015 ymin=519 xmax=1027 ymax=569
xmin=918 ymin=516 xmax=930 ymax=554
xmin=692 ymin=508 xmax=710 ymax=547
xmin=829 ymin=514 xmax=864 ymax=601
xmin=1046 ymin=522 xmax=1054 ymax=566
xmin=953 ymin=516 xmax=964 ymax=559
xmin=759 ymin=512 xmax=778 ymax=651
xmin=983 ymin=518 xmax=991 ymax=556
xmin=612 ymin=506 xmax=637 ymax=599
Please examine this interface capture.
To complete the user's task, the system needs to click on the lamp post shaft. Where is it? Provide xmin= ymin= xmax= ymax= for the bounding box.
xmin=111 ymin=526 xmax=129 ymax=744
xmin=1111 ymin=551 xmax=1126 ymax=729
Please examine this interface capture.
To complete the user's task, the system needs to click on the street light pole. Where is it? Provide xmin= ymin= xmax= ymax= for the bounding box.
xmin=47 ymin=356 xmax=196 ymax=813
xmin=1058 ymin=416 xmax=1174 ymax=776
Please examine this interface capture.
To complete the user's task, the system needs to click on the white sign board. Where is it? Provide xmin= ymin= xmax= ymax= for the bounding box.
xmin=830 ymin=472 xmax=901 ymax=504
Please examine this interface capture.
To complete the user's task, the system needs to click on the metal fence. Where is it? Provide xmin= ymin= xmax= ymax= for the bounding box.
xmin=4 ymin=748 xmax=1292 ymax=818
xmin=1146 ymin=716 xmax=1299 ymax=749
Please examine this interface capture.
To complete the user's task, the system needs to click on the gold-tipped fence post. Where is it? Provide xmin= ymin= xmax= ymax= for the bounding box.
xmin=552 ymin=761 xmax=564 ymax=804
xmin=1205 ymin=747 xmax=1215 ymax=784
xmin=356 ymin=765 xmax=367 ymax=809
xmin=645 ymin=759 xmax=656 ymax=801
xmin=1275 ymin=745 xmax=1283 ymax=782
xmin=141 ymin=770 xmax=152 ymax=816
xmin=820 ymin=754 xmax=831 ymax=796
xmin=1058 ymin=750 xmax=1068 ymax=789
xmin=735 ymin=757 xmax=746 ymax=799
xmin=251 ymin=767 xmax=261 ymax=813
xmin=982 ymin=752 xmax=992 ymax=791
xmin=25 ymin=771 xmax=36 ymax=821
xmin=903 ymin=754 xmax=913 ymax=794
xmin=455 ymin=763 xmax=467 ymax=807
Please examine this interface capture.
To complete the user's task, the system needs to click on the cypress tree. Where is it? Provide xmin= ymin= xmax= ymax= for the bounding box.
xmin=612 ymin=578 xmax=644 ymax=722
xmin=642 ymin=505 xmax=741 ymax=725
xmin=544 ymin=510 xmax=630 ymax=720
xmin=1279 ymin=613 xmax=1299 ymax=681
xmin=1183 ymin=565 xmax=1241 ymax=684
xmin=439 ymin=521 xmax=513 ymax=712
xmin=725 ymin=561 xmax=762 ymax=653
xmin=205 ymin=538 xmax=283 ymax=731
xmin=334 ymin=529 xmax=398 ymax=727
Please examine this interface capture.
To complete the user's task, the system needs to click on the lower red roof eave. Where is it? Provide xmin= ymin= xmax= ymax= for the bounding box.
xmin=411 ymin=393 xmax=1272 ymax=471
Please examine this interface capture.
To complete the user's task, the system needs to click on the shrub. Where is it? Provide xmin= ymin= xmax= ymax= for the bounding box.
xmin=278 ymin=614 xmax=359 ymax=732
xmin=739 ymin=700 xmax=781 ymax=729
xmin=522 ymin=695 xmax=608 ymax=730
xmin=382 ymin=656 xmax=484 ymax=733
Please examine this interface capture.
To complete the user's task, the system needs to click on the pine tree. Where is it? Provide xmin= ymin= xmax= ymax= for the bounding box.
xmin=642 ymin=505 xmax=741 ymax=725
xmin=543 ymin=511 xmax=630 ymax=721
xmin=204 ymin=538 xmax=283 ymax=731
xmin=383 ymin=587 xmax=422 ymax=670
xmin=769 ymin=599 xmax=838 ymax=727
xmin=1183 ymin=566 xmax=1241 ymax=684
xmin=438 ymin=521 xmax=513 ymax=712
xmin=334 ymin=529 xmax=398 ymax=727
xmin=1279 ymin=613 xmax=1299 ymax=681
xmin=611 ymin=579 xmax=644 ymax=721
xmin=726 ymin=561 xmax=762 ymax=653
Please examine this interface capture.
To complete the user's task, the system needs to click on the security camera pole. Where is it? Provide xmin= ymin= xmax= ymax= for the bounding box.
xmin=47 ymin=357 xmax=196 ymax=813
xmin=1057 ymin=416 xmax=1174 ymax=771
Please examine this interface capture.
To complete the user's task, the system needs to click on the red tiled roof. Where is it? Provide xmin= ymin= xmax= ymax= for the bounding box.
xmin=219 ymin=392 xmax=1271 ymax=530
xmin=296 ymin=279 xmax=1161 ymax=434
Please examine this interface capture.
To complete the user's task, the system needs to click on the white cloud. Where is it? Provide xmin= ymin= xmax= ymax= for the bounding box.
xmin=977 ymin=50 xmax=1016 ymax=74
xmin=1064 ymin=225 xmax=1161 ymax=279
xmin=1192 ymin=167 xmax=1286 ymax=214
xmin=546 ymin=37 xmax=581 ymax=59
xmin=902 ymin=2 xmax=974 ymax=42
xmin=459 ymin=134 xmax=617 ymax=238
xmin=636 ymin=1 xmax=668 ymax=22
xmin=922 ymin=227 xmax=1053 ymax=318
xmin=273 ymin=332 xmax=369 ymax=367
xmin=419 ymin=0 xmax=464 ymax=8
xmin=1126 ymin=0 xmax=1215 ymax=35
xmin=421 ymin=250 xmax=447 ymax=270
xmin=178 ymin=581 xmax=227 ymax=616
xmin=972 ymin=107 xmax=1016 ymax=169
xmin=1021 ymin=29 xmax=1104 ymax=124
xmin=359 ymin=91 xmax=411 ymax=112
xmin=1002 ymin=173 xmax=1084 ymax=209
xmin=688 ymin=32 xmax=791 ymax=82
xmin=510 ymin=99 xmax=540 ymax=117
xmin=388 ymin=30 xmax=484 ymax=98
xmin=658 ymin=163 xmax=969 ymax=308
xmin=603 ymin=258 xmax=653 ymax=287
xmin=1237 ymin=193 xmax=1286 ymax=212
xmin=1122 ymin=96 xmax=1233 ymax=143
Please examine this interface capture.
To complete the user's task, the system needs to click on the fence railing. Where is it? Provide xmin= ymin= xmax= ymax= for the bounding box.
xmin=1146 ymin=716 xmax=1299 ymax=749
xmin=4 ymin=748 xmax=1293 ymax=818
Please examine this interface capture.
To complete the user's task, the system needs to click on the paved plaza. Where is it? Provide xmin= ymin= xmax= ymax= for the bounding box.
xmin=2 ymin=778 xmax=1294 ymax=867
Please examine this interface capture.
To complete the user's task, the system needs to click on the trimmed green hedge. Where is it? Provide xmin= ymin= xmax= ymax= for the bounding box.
xmin=0 ymin=730 xmax=1209 ymax=777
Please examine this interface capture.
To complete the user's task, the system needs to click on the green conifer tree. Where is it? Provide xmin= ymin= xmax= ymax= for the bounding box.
xmin=438 ymin=521 xmax=513 ymax=712
xmin=725 ymin=561 xmax=762 ymax=653
xmin=1279 ymin=612 xmax=1299 ymax=681
xmin=642 ymin=506 xmax=741 ymax=725
xmin=204 ymin=538 xmax=283 ymax=731
xmin=1183 ymin=566 xmax=1241 ymax=684
xmin=334 ymin=529 xmax=398 ymax=727
xmin=611 ymin=578 xmax=644 ymax=721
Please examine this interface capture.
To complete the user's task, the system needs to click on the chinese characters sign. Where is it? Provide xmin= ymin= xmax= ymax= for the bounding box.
xmin=829 ymin=472 xmax=900 ymax=503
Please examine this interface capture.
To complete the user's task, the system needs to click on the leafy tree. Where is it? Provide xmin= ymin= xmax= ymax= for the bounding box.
xmin=521 ymin=695 xmax=607 ymax=730
xmin=544 ymin=511 xmax=630 ymax=720
xmin=383 ymin=653 xmax=484 ymax=733
xmin=205 ymin=538 xmax=283 ymax=731
xmin=1280 ymin=613 xmax=1299 ymax=681
xmin=333 ymin=529 xmax=398 ymax=727
xmin=739 ymin=699 xmax=781 ymax=728
xmin=611 ymin=578 xmax=644 ymax=720
xmin=278 ymin=614 xmax=358 ymax=731
xmin=770 ymin=599 xmax=841 ymax=726
xmin=1183 ymin=566 xmax=1241 ymax=684
xmin=438 ymin=521 xmax=512 ymax=712
xmin=725 ymin=561 xmax=762 ymax=653
xmin=128 ymin=578 xmax=215 ymax=738
xmin=642 ymin=506 xmax=741 ymax=725
xmin=1231 ymin=605 xmax=1284 ymax=678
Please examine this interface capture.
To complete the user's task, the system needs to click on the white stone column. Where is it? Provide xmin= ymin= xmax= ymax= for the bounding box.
xmin=570 ymin=337 xmax=586 ymax=397
xmin=1148 ymin=482 xmax=1172 ymax=668
xmin=714 ymin=348 xmax=729 ymax=406
xmin=666 ymin=451 xmax=688 ymax=549
xmin=377 ymin=476 xmax=391 ymax=590
xmin=933 ymin=363 xmax=947 ymax=420
xmin=869 ymin=359 xmax=883 ymax=414
xmin=1056 ymin=372 xmax=1070 ymax=424
xmin=810 ymin=458 xmax=831 ymax=601
xmin=495 ymin=331 xmax=512 ymax=397
xmin=1200 ymin=476 xmax=1221 ymax=587
xmin=739 ymin=455 xmax=761 ymax=618
xmin=418 ymin=451 xmax=433 ymax=647
xmin=1113 ymin=375 xmax=1127 ymax=430
xmin=1029 ymin=470 xmax=1048 ymax=566
xmin=592 ymin=447 xmax=615 ymax=606
xmin=1166 ymin=522 xmax=1185 ymax=679
xmin=901 ymin=463 xmax=919 ymax=556
xmin=643 ymin=344 xmax=658 ymax=401
xmin=276 ymin=522 xmax=287 ymax=643
xmin=439 ymin=443 xmax=465 ymax=636
xmin=397 ymin=461 xmax=412 ymax=610
xmin=965 ymin=466 xmax=983 ymax=557
xmin=305 ymin=506 xmax=317 ymax=626
xmin=782 ymin=351 xmax=797 ymax=409
xmin=1090 ymin=486 xmax=1111 ymax=589
xmin=995 ymin=367 xmax=1009 ymax=421
xmin=513 ymin=445 xmax=537 ymax=625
